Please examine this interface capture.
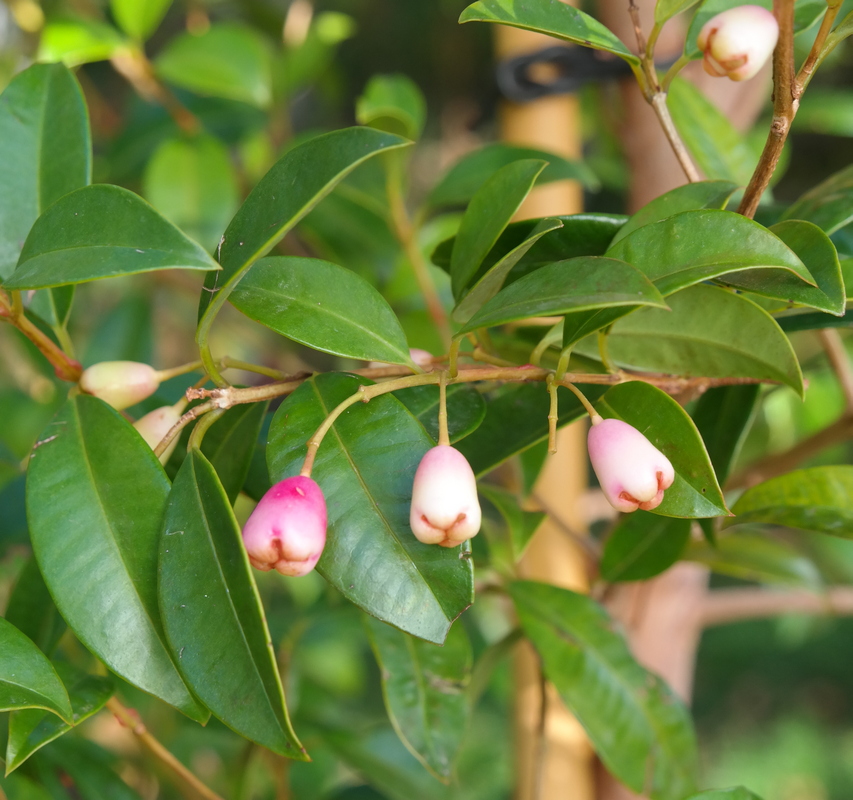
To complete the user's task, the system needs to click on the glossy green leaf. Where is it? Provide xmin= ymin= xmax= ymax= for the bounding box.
xmin=595 ymin=380 xmax=729 ymax=518
xmin=600 ymin=512 xmax=691 ymax=582
xmin=155 ymin=23 xmax=273 ymax=107
xmin=6 ymin=665 xmax=114 ymax=774
xmin=611 ymin=180 xmax=737 ymax=246
xmin=37 ymin=17 xmax=127 ymax=66
xmin=229 ymin=256 xmax=413 ymax=366
xmin=776 ymin=309 xmax=853 ymax=332
xmin=719 ymin=220 xmax=845 ymax=315
xmin=395 ymin=383 xmax=486 ymax=444
xmin=432 ymin=213 xmax=626 ymax=275
xmin=450 ymin=159 xmax=546 ymax=298
xmin=0 ymin=771 xmax=53 ymax=799
xmin=796 ymin=89 xmax=853 ymax=137
xmin=667 ymin=78 xmax=756 ymax=184
xmin=579 ymin=285 xmax=804 ymax=396
xmin=0 ymin=63 xmax=90 ymax=282
xmin=606 ymin=209 xmax=812 ymax=298
xmin=655 ymin=0 xmax=702 ymax=26
xmin=781 ymin=164 xmax=853 ymax=235
xmin=479 ymin=484 xmax=544 ymax=568
xmin=159 ymin=449 xmax=305 ymax=757
xmin=356 ymin=74 xmax=427 ymax=140
xmin=4 ymin=557 xmax=66 ymax=656
xmin=27 ymin=287 xmax=75 ymax=329
xmin=201 ymin=400 xmax=269 ymax=505
xmin=724 ymin=465 xmax=853 ymax=537
xmin=692 ymin=384 xmax=760 ymax=486
xmin=684 ymin=789 xmax=764 ymax=800
xmin=511 ymin=581 xmax=698 ymax=800
xmin=458 ymin=256 xmax=667 ymax=335
xmin=685 ymin=0 xmax=825 ymax=57
xmin=26 ymin=396 xmax=206 ymax=721
xmin=110 ymin=0 xmax=171 ymax=40
xmin=452 ymin=218 xmax=563 ymax=324
xmin=198 ymin=127 xmax=410 ymax=319
xmin=428 ymin=143 xmax=598 ymax=208
xmin=460 ymin=0 xmax=640 ymax=64
xmin=364 ymin=616 xmax=472 ymax=780
xmin=0 ymin=618 xmax=71 ymax=723
xmin=6 ymin=185 xmax=219 ymax=289
xmin=686 ymin=532 xmax=823 ymax=587
xmin=456 ymin=382 xmax=607 ymax=476
xmin=142 ymin=134 xmax=239 ymax=252
xmin=267 ymin=374 xmax=474 ymax=644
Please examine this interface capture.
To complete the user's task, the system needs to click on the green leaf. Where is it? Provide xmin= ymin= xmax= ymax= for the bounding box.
xmin=685 ymin=0 xmax=825 ymax=57
xmin=428 ymin=143 xmax=598 ymax=208
xmin=655 ymin=0 xmax=703 ymax=27
xmin=6 ymin=185 xmax=220 ymax=290
xmin=776 ymin=309 xmax=853 ymax=333
xmin=26 ymin=396 xmax=206 ymax=721
xmin=611 ymin=180 xmax=738 ymax=246
xmin=600 ymin=512 xmax=691 ymax=582
xmin=0 ymin=771 xmax=53 ymax=799
xmin=0 ymin=63 xmax=90 ymax=282
xmin=0 ymin=618 xmax=72 ymax=723
xmin=724 ymin=465 xmax=853 ymax=537
xmin=27 ymin=286 xmax=75 ymax=329
xmin=155 ymin=23 xmax=274 ymax=107
xmin=479 ymin=484 xmax=544 ymax=568
xmin=198 ymin=127 xmax=410 ymax=319
xmin=607 ymin=208 xmax=813 ymax=297
xmin=450 ymin=159 xmax=547 ymax=298
xmin=395 ymin=383 xmax=486 ymax=444
xmin=459 ymin=0 xmax=640 ymax=64
xmin=6 ymin=665 xmax=114 ymax=774
xmin=781 ymin=164 xmax=853 ymax=235
xmin=159 ymin=449 xmax=305 ymax=757
xmin=267 ymin=373 xmax=474 ymax=644
xmin=142 ymin=134 xmax=239 ymax=252
xmin=364 ymin=616 xmax=472 ymax=781
xmin=796 ymin=89 xmax=853 ymax=138
xmin=577 ymin=285 xmax=804 ymax=396
xmin=510 ymin=581 xmax=698 ymax=800
xmin=667 ymin=78 xmax=757 ymax=184
xmin=356 ymin=74 xmax=427 ymax=140
xmin=201 ymin=400 xmax=270 ymax=505
xmin=684 ymin=789 xmax=764 ymax=800
xmin=110 ymin=0 xmax=171 ymax=40
xmin=686 ymin=532 xmax=823 ymax=587
xmin=229 ymin=256 xmax=413 ymax=366
xmin=691 ymin=384 xmax=760 ymax=486
xmin=452 ymin=218 xmax=563 ymax=324
xmin=37 ymin=17 xmax=127 ymax=66
xmin=4 ymin=557 xmax=66 ymax=656
xmin=595 ymin=380 xmax=729 ymax=518
xmin=719 ymin=220 xmax=845 ymax=315
xmin=456 ymin=382 xmax=607 ymax=477
xmin=457 ymin=256 xmax=667 ymax=335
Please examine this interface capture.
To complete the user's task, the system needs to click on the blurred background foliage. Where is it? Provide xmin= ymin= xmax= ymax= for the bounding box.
xmin=2 ymin=0 xmax=853 ymax=797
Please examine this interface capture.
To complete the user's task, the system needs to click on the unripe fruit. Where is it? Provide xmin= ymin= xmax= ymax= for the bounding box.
xmin=242 ymin=476 xmax=327 ymax=576
xmin=697 ymin=5 xmax=779 ymax=82
xmin=133 ymin=405 xmax=182 ymax=464
xmin=79 ymin=361 xmax=160 ymax=410
xmin=410 ymin=445 xmax=481 ymax=547
xmin=587 ymin=417 xmax=675 ymax=513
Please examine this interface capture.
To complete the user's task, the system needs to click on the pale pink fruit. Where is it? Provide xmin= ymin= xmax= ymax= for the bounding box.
xmin=79 ymin=361 xmax=159 ymax=410
xmin=410 ymin=445 xmax=481 ymax=547
xmin=133 ymin=405 xmax=182 ymax=464
xmin=242 ymin=476 xmax=327 ymax=576
xmin=588 ymin=417 xmax=675 ymax=513
xmin=698 ymin=5 xmax=779 ymax=81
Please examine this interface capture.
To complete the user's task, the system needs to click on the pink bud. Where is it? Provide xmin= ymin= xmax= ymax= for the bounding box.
xmin=79 ymin=361 xmax=160 ymax=410
xmin=588 ymin=417 xmax=675 ymax=513
xmin=697 ymin=5 xmax=779 ymax=82
xmin=410 ymin=445 xmax=481 ymax=547
xmin=133 ymin=405 xmax=181 ymax=464
xmin=242 ymin=476 xmax=327 ymax=576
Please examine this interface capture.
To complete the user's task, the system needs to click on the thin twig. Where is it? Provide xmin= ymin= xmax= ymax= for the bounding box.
xmin=819 ymin=328 xmax=853 ymax=410
xmin=794 ymin=0 xmax=842 ymax=97
xmin=738 ymin=0 xmax=796 ymax=218
xmin=106 ymin=698 xmax=225 ymax=800
xmin=701 ymin=586 xmax=853 ymax=628
xmin=650 ymin=94 xmax=701 ymax=182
